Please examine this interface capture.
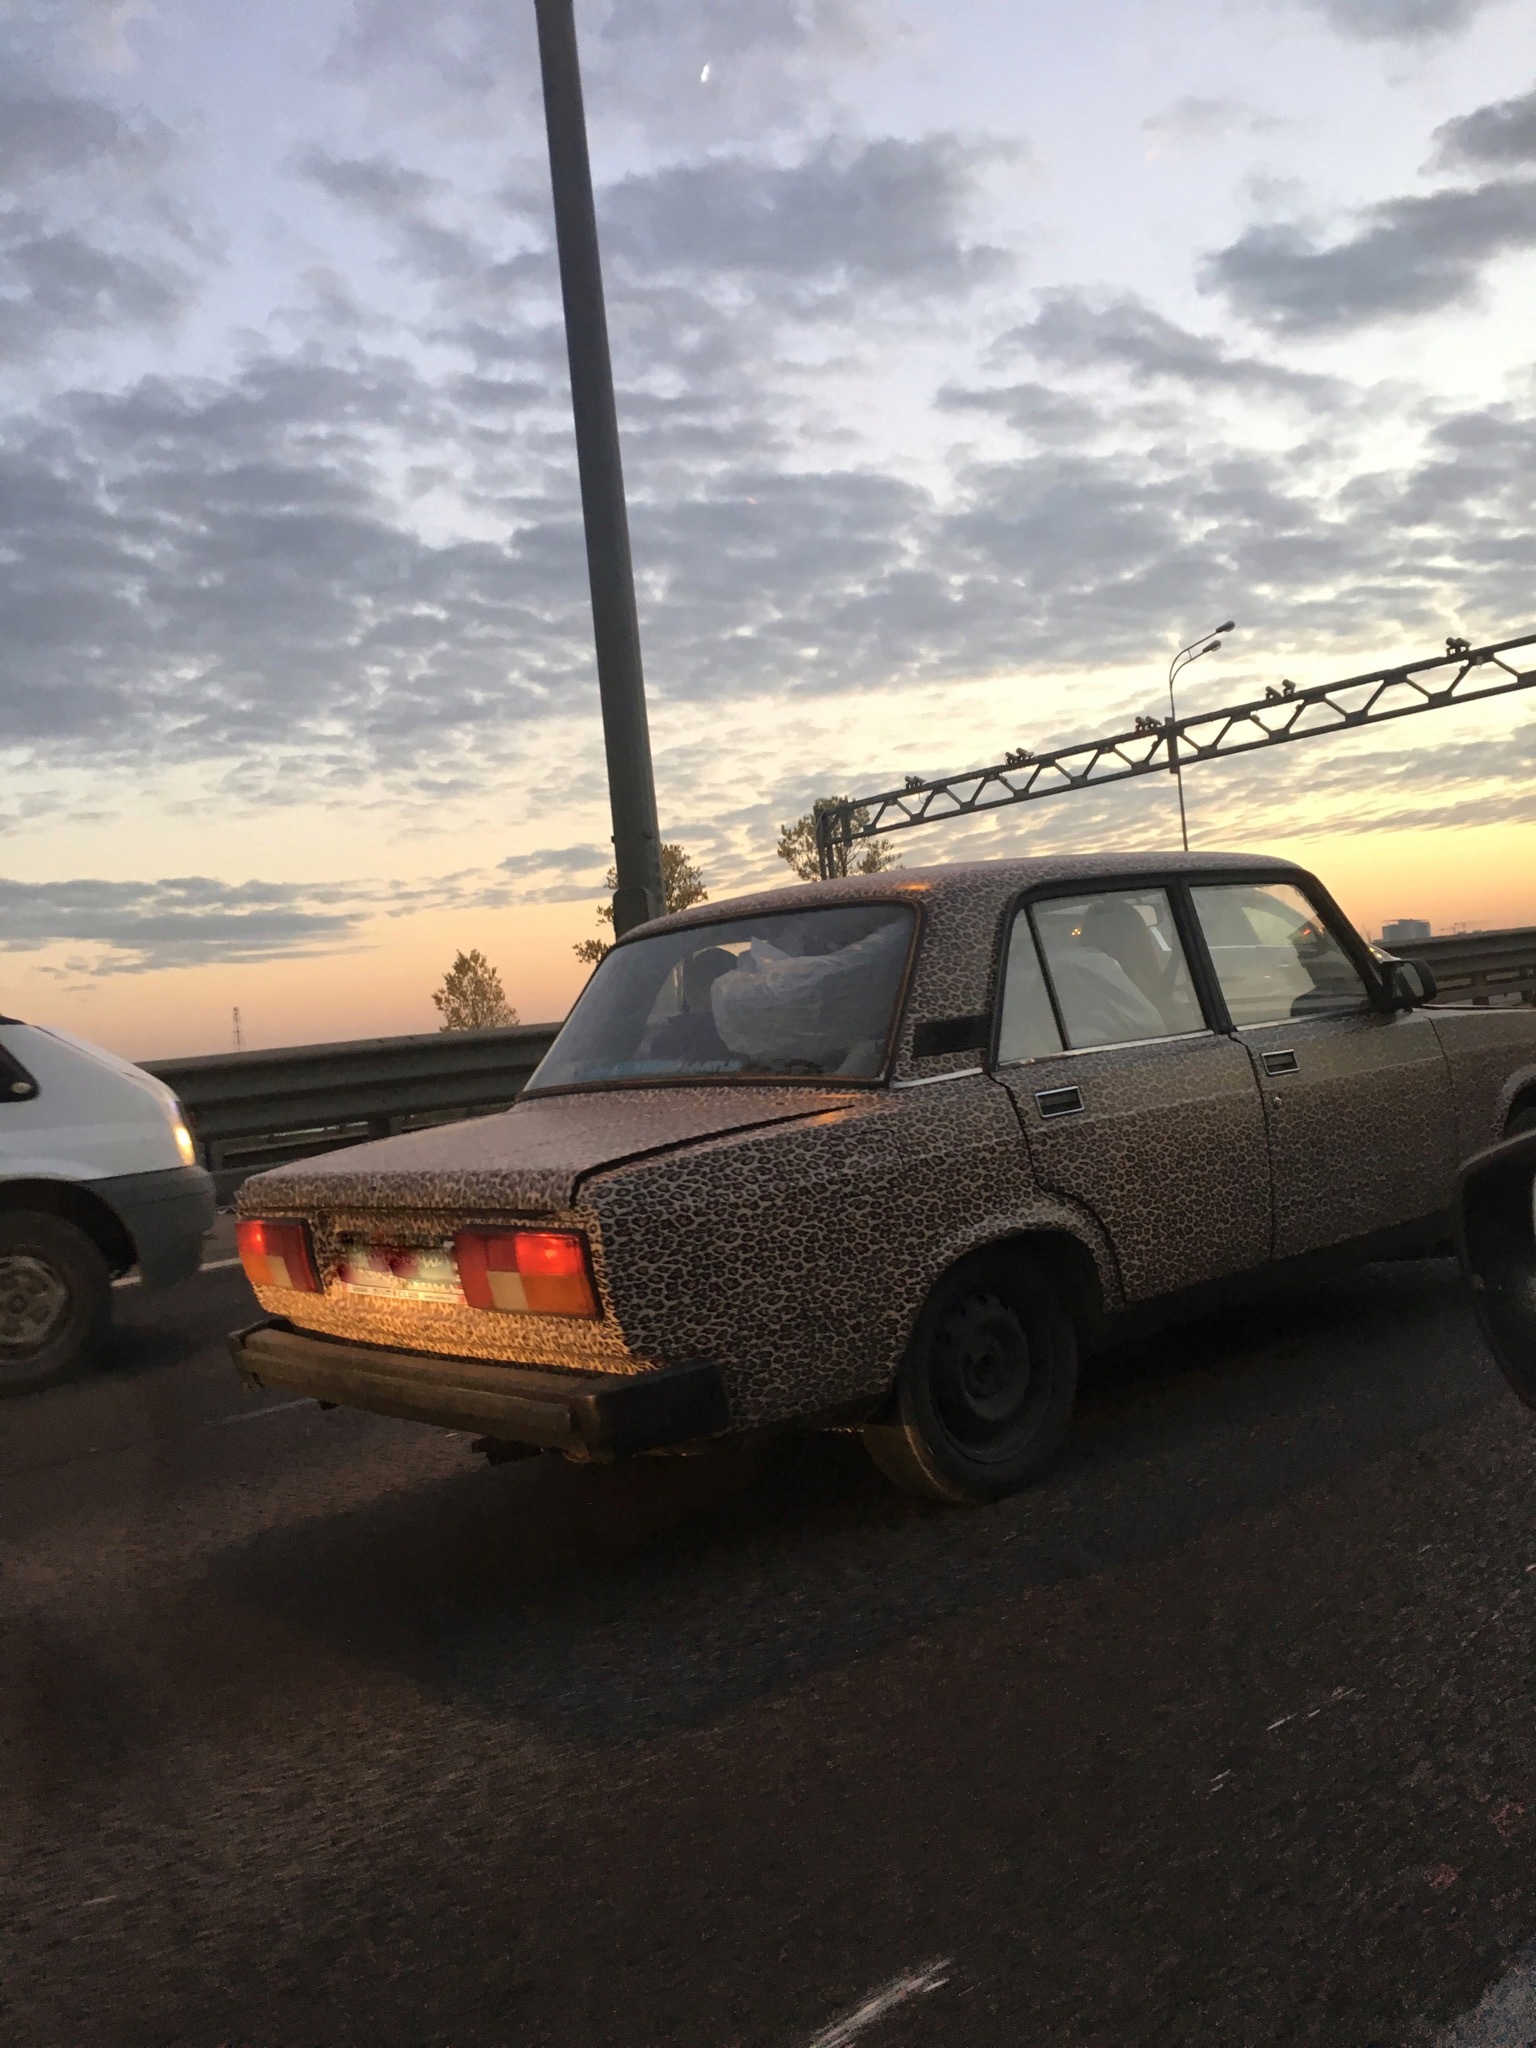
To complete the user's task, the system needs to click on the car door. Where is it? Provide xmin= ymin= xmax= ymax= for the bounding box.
xmin=994 ymin=884 xmax=1271 ymax=1302
xmin=1188 ymin=879 xmax=1458 ymax=1259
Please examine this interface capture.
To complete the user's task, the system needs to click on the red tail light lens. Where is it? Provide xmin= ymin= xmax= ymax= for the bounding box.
xmin=454 ymin=1229 xmax=598 ymax=1318
xmin=238 ymin=1218 xmax=321 ymax=1294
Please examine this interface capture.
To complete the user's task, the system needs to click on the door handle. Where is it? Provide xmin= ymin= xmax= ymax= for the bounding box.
xmin=1035 ymin=1085 xmax=1084 ymax=1118
xmin=1262 ymin=1049 xmax=1299 ymax=1076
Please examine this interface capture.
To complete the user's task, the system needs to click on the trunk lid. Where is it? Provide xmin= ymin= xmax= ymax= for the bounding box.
xmin=238 ymin=1085 xmax=850 ymax=1217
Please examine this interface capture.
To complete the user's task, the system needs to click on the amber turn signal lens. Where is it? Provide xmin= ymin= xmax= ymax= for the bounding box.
xmin=454 ymin=1229 xmax=599 ymax=1318
xmin=238 ymin=1218 xmax=321 ymax=1294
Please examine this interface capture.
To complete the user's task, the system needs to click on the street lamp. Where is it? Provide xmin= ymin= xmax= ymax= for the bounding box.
xmin=1166 ymin=619 xmax=1235 ymax=853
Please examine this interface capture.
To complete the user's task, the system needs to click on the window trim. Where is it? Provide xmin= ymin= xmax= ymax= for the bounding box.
xmin=996 ymin=1027 xmax=1214 ymax=1068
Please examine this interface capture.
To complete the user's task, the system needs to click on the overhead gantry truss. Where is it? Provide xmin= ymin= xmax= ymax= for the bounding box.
xmin=814 ymin=629 xmax=1536 ymax=878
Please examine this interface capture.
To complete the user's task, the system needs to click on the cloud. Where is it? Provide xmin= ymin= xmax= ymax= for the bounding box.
xmin=1205 ymin=179 xmax=1536 ymax=332
xmin=0 ymin=221 xmax=186 ymax=359
xmin=0 ymin=73 xmax=196 ymax=361
xmin=1141 ymin=96 xmax=1285 ymax=150
xmin=491 ymin=844 xmax=611 ymax=902
xmin=6 ymin=303 xmax=1536 ymax=831
xmin=1433 ymin=84 xmax=1536 ymax=170
xmin=0 ymin=88 xmax=131 ymax=184
xmin=936 ymin=378 xmax=1102 ymax=444
xmin=0 ymin=851 xmax=643 ymax=972
xmin=600 ymin=137 xmax=1009 ymax=298
xmin=0 ymin=348 xmax=601 ymax=786
xmin=300 ymin=150 xmax=442 ymax=221
xmin=3 ymin=17 xmax=1535 ymax=875
xmin=0 ymin=875 xmax=369 ymax=973
xmin=1294 ymin=0 xmax=1494 ymax=40
xmin=308 ymin=134 xmax=1009 ymax=325
xmin=992 ymin=290 xmax=1338 ymax=398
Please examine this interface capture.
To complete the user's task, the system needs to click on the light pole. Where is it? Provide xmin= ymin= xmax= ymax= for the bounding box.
xmin=1166 ymin=620 xmax=1234 ymax=852
xmin=533 ymin=0 xmax=666 ymax=936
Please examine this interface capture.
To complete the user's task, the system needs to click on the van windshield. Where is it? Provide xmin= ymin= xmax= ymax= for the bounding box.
xmin=527 ymin=903 xmax=916 ymax=1090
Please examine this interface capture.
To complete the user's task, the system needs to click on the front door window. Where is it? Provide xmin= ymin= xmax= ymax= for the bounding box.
xmin=1190 ymin=882 xmax=1370 ymax=1026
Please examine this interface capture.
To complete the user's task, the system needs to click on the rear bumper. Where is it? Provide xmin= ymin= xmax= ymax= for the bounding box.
xmin=229 ymin=1319 xmax=732 ymax=1458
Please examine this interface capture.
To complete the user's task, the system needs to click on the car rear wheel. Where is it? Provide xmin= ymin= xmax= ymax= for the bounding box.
xmin=0 ymin=1211 xmax=112 ymax=1396
xmin=862 ymin=1251 xmax=1077 ymax=1504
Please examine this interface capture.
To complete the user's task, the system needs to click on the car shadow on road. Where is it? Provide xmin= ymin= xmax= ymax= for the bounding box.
xmin=205 ymin=1256 xmax=1513 ymax=1748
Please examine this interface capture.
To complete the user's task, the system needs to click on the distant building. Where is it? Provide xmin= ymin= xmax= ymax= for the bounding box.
xmin=1382 ymin=917 xmax=1432 ymax=946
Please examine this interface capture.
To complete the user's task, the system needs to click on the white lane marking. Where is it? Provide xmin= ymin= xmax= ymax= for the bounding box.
xmin=806 ymin=1961 xmax=952 ymax=2048
xmin=212 ymin=1399 xmax=314 ymax=1426
xmin=113 ymin=1256 xmax=245 ymax=1291
xmin=1436 ymin=1940 xmax=1536 ymax=2044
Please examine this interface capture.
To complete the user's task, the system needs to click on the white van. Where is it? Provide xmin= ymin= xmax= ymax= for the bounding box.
xmin=0 ymin=1015 xmax=216 ymax=1393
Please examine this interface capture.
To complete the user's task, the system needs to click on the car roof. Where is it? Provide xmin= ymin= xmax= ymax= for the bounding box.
xmin=639 ymin=849 xmax=1307 ymax=940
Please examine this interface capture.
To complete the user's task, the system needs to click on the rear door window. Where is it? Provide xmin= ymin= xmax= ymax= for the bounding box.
xmin=996 ymin=914 xmax=1064 ymax=1064
xmin=1004 ymin=888 xmax=1206 ymax=1054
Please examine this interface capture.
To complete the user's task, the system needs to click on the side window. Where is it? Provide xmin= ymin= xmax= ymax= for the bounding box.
xmin=997 ymin=912 xmax=1064 ymax=1064
xmin=1191 ymin=883 xmax=1371 ymax=1027
xmin=1007 ymin=888 xmax=1206 ymax=1055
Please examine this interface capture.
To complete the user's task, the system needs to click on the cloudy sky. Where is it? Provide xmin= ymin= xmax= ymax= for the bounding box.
xmin=4 ymin=0 xmax=1536 ymax=1055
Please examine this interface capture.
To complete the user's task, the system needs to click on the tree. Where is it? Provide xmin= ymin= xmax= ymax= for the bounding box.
xmin=574 ymin=843 xmax=709 ymax=965
xmin=776 ymin=797 xmax=898 ymax=882
xmin=432 ymin=949 xmax=518 ymax=1030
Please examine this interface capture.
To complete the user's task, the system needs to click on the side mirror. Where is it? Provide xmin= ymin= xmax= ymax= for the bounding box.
xmin=1456 ymin=1130 xmax=1536 ymax=1404
xmin=1381 ymin=956 xmax=1436 ymax=1009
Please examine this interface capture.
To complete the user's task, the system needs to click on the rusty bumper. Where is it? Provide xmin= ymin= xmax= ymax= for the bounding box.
xmin=229 ymin=1320 xmax=732 ymax=1457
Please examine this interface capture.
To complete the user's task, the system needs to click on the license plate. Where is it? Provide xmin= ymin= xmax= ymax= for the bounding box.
xmin=335 ymin=1239 xmax=464 ymax=1305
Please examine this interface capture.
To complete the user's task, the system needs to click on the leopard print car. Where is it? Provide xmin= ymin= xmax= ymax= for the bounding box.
xmin=232 ymin=853 xmax=1536 ymax=1504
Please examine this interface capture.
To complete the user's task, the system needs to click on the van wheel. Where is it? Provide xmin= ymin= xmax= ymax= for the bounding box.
xmin=0 ymin=1212 xmax=112 ymax=1396
xmin=862 ymin=1251 xmax=1077 ymax=1504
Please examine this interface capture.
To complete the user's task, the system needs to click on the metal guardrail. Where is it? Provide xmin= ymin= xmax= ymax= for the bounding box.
xmin=138 ymin=924 xmax=1536 ymax=1204
xmin=1413 ymin=928 xmax=1536 ymax=1009
xmin=144 ymin=1023 xmax=560 ymax=1201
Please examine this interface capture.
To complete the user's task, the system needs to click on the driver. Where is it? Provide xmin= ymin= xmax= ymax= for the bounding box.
xmin=647 ymin=947 xmax=737 ymax=1064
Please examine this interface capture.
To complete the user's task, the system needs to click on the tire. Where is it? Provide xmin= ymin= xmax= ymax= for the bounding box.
xmin=0 ymin=1211 xmax=112 ymax=1396
xmin=862 ymin=1250 xmax=1078 ymax=1504
xmin=1505 ymin=1106 xmax=1536 ymax=1140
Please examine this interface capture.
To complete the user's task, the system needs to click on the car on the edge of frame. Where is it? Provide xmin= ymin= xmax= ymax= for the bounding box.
xmin=1 ymin=1018 xmax=215 ymax=1393
xmin=228 ymin=852 xmax=1536 ymax=1504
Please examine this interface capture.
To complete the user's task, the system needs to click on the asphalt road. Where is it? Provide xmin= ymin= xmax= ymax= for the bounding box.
xmin=6 ymin=1251 xmax=1536 ymax=2047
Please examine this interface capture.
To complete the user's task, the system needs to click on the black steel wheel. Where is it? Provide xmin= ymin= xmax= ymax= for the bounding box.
xmin=863 ymin=1250 xmax=1077 ymax=1504
xmin=0 ymin=1211 xmax=112 ymax=1396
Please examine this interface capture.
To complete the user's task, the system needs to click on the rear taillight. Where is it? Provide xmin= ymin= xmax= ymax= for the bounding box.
xmin=238 ymin=1218 xmax=321 ymax=1294
xmin=454 ymin=1229 xmax=599 ymax=1318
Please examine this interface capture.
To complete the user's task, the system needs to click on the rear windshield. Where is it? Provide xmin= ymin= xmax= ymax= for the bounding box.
xmin=528 ymin=903 xmax=917 ymax=1091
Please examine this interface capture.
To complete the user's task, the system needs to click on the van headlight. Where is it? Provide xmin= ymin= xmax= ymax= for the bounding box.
xmin=169 ymin=1101 xmax=198 ymax=1167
